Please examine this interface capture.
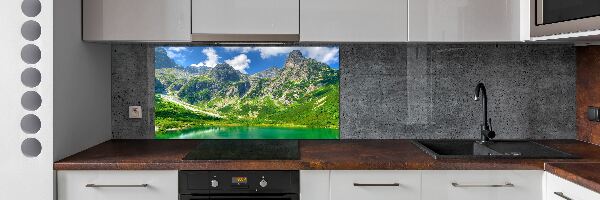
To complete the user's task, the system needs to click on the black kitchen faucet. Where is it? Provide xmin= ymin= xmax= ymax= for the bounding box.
xmin=474 ymin=83 xmax=495 ymax=143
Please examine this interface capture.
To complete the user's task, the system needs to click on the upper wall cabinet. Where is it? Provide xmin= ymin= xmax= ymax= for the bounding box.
xmin=82 ymin=0 xmax=191 ymax=42
xmin=300 ymin=0 xmax=408 ymax=42
xmin=191 ymin=0 xmax=300 ymax=42
xmin=409 ymin=0 xmax=530 ymax=42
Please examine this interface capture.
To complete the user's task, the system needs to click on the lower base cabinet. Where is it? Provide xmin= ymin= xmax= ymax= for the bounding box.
xmin=330 ymin=170 xmax=421 ymax=200
xmin=546 ymin=172 xmax=600 ymax=200
xmin=300 ymin=170 xmax=545 ymax=200
xmin=57 ymin=170 xmax=178 ymax=200
xmin=56 ymin=170 xmax=600 ymax=200
xmin=421 ymin=170 xmax=543 ymax=200
xmin=300 ymin=171 xmax=331 ymax=200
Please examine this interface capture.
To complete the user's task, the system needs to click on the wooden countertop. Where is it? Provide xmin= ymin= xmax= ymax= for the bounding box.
xmin=54 ymin=139 xmax=600 ymax=193
xmin=54 ymin=139 xmax=600 ymax=170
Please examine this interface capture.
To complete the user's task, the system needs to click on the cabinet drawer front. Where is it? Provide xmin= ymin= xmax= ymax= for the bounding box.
xmin=408 ymin=0 xmax=525 ymax=42
xmin=300 ymin=171 xmax=330 ymax=200
xmin=546 ymin=173 xmax=600 ymax=200
xmin=422 ymin=170 xmax=543 ymax=200
xmin=192 ymin=0 xmax=299 ymax=35
xmin=330 ymin=170 xmax=420 ymax=200
xmin=83 ymin=0 xmax=191 ymax=41
xmin=300 ymin=0 xmax=408 ymax=42
xmin=57 ymin=170 xmax=178 ymax=200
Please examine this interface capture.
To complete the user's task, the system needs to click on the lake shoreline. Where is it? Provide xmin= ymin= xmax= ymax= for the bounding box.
xmin=155 ymin=125 xmax=340 ymax=139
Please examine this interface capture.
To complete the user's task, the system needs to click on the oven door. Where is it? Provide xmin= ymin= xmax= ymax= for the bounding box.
xmin=532 ymin=0 xmax=600 ymax=37
xmin=180 ymin=194 xmax=299 ymax=200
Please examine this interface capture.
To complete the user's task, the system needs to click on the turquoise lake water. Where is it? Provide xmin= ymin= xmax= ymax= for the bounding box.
xmin=156 ymin=126 xmax=339 ymax=139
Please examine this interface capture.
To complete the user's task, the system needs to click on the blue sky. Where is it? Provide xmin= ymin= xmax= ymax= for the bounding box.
xmin=158 ymin=46 xmax=339 ymax=74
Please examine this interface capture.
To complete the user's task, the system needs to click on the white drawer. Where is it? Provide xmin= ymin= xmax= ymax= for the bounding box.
xmin=546 ymin=172 xmax=600 ymax=200
xmin=422 ymin=170 xmax=543 ymax=200
xmin=330 ymin=170 xmax=420 ymax=200
xmin=57 ymin=170 xmax=178 ymax=200
xmin=300 ymin=170 xmax=330 ymax=200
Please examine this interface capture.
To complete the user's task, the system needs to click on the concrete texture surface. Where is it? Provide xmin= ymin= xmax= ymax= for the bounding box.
xmin=111 ymin=44 xmax=155 ymax=139
xmin=112 ymin=44 xmax=576 ymax=139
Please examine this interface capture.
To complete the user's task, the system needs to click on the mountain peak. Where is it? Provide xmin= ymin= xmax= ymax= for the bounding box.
xmin=154 ymin=48 xmax=182 ymax=69
xmin=210 ymin=63 xmax=241 ymax=82
xmin=289 ymin=50 xmax=304 ymax=59
xmin=213 ymin=63 xmax=235 ymax=70
xmin=284 ymin=50 xmax=306 ymax=68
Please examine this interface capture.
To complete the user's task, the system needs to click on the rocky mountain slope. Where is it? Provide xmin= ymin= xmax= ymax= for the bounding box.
xmin=154 ymin=49 xmax=339 ymax=130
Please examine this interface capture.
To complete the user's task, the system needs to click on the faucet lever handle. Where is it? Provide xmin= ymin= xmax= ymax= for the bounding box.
xmin=488 ymin=118 xmax=493 ymax=131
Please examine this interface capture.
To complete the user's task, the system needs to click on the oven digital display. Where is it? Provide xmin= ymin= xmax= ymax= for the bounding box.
xmin=232 ymin=177 xmax=248 ymax=185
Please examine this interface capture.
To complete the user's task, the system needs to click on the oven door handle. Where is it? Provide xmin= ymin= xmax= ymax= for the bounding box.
xmin=180 ymin=194 xmax=298 ymax=200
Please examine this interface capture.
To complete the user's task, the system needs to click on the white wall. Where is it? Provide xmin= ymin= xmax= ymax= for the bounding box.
xmin=0 ymin=0 xmax=110 ymax=199
xmin=0 ymin=0 xmax=54 ymax=199
xmin=53 ymin=0 xmax=112 ymax=161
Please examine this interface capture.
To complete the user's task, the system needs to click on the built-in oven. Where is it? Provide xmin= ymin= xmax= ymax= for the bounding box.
xmin=532 ymin=0 xmax=600 ymax=37
xmin=179 ymin=171 xmax=299 ymax=200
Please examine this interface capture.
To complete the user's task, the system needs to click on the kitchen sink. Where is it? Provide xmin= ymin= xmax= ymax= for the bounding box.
xmin=411 ymin=140 xmax=577 ymax=159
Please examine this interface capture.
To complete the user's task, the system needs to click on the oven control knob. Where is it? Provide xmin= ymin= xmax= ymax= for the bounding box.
xmin=210 ymin=179 xmax=219 ymax=188
xmin=259 ymin=179 xmax=268 ymax=188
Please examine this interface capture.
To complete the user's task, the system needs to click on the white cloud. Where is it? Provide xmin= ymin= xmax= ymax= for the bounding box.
xmin=253 ymin=47 xmax=297 ymax=59
xmin=163 ymin=47 xmax=191 ymax=63
xmin=302 ymin=47 xmax=339 ymax=64
xmin=190 ymin=47 xmax=220 ymax=68
xmin=167 ymin=47 xmax=188 ymax=52
xmin=225 ymin=54 xmax=252 ymax=74
xmin=222 ymin=47 xmax=339 ymax=65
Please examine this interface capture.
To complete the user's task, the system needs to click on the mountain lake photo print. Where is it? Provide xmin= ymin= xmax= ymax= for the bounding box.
xmin=154 ymin=46 xmax=340 ymax=139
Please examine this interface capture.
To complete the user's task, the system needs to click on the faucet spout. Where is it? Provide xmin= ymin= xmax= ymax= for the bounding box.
xmin=474 ymin=83 xmax=488 ymax=130
xmin=474 ymin=83 xmax=495 ymax=142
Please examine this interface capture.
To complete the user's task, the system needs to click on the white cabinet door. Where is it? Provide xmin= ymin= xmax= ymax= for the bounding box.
xmin=82 ymin=0 xmax=191 ymax=41
xmin=300 ymin=170 xmax=330 ymax=200
xmin=546 ymin=172 xmax=600 ymax=200
xmin=422 ymin=170 xmax=543 ymax=200
xmin=57 ymin=170 xmax=178 ymax=200
xmin=330 ymin=170 xmax=420 ymax=200
xmin=191 ymin=0 xmax=299 ymax=41
xmin=300 ymin=0 xmax=408 ymax=42
xmin=409 ymin=0 xmax=529 ymax=42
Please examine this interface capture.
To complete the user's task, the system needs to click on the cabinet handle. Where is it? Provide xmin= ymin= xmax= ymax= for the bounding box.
xmin=451 ymin=182 xmax=514 ymax=188
xmin=554 ymin=192 xmax=573 ymax=200
xmin=85 ymin=184 xmax=149 ymax=188
xmin=353 ymin=183 xmax=400 ymax=187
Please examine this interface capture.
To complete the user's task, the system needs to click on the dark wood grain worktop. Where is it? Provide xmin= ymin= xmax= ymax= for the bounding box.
xmin=54 ymin=139 xmax=600 ymax=193
xmin=54 ymin=139 xmax=600 ymax=171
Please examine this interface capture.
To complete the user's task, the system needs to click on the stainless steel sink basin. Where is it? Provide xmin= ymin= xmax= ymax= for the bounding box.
xmin=411 ymin=140 xmax=577 ymax=159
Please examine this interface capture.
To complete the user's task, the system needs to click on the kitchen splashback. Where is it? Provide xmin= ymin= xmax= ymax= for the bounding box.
xmin=154 ymin=46 xmax=340 ymax=139
xmin=112 ymin=44 xmax=576 ymax=139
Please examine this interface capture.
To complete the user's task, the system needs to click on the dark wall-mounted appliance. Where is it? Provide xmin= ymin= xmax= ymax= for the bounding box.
xmin=179 ymin=170 xmax=299 ymax=200
xmin=532 ymin=0 xmax=600 ymax=37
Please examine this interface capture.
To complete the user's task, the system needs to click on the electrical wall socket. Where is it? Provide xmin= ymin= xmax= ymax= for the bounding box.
xmin=588 ymin=106 xmax=600 ymax=122
xmin=129 ymin=106 xmax=142 ymax=119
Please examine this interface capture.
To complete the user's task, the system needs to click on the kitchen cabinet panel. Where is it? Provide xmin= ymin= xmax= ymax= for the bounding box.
xmin=422 ymin=170 xmax=543 ymax=200
xmin=300 ymin=0 xmax=408 ymax=42
xmin=300 ymin=170 xmax=330 ymax=200
xmin=191 ymin=0 xmax=299 ymax=41
xmin=330 ymin=170 xmax=420 ymax=200
xmin=57 ymin=170 xmax=178 ymax=200
xmin=546 ymin=172 xmax=600 ymax=200
xmin=83 ymin=0 xmax=191 ymax=41
xmin=409 ymin=0 xmax=529 ymax=42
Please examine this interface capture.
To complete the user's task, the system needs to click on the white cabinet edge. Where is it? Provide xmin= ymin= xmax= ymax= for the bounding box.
xmin=300 ymin=170 xmax=330 ymax=200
